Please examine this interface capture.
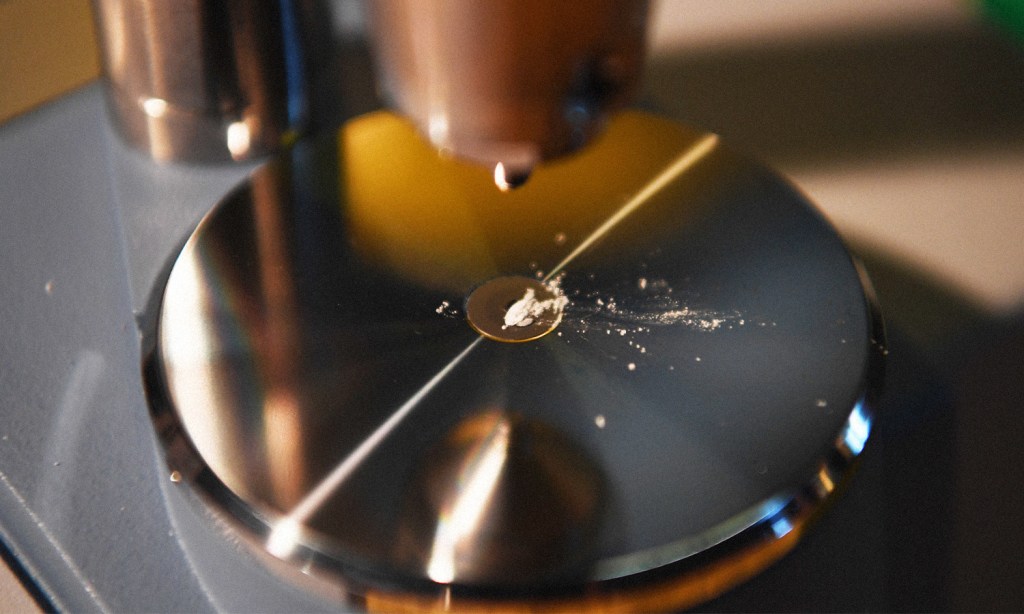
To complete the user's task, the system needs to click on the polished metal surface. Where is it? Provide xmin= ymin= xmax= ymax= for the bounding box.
xmin=91 ymin=0 xmax=321 ymax=162
xmin=367 ymin=0 xmax=649 ymax=173
xmin=148 ymin=110 xmax=884 ymax=609
xmin=393 ymin=410 xmax=604 ymax=588
xmin=465 ymin=276 xmax=565 ymax=342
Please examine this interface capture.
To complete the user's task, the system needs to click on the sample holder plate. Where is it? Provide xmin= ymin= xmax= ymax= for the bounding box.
xmin=147 ymin=111 xmax=884 ymax=611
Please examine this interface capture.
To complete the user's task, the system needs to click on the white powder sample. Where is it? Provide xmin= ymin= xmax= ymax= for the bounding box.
xmin=627 ymin=363 xmax=636 ymax=371
xmin=594 ymin=414 xmax=606 ymax=428
xmin=502 ymin=287 xmax=569 ymax=329
xmin=503 ymin=289 xmax=536 ymax=328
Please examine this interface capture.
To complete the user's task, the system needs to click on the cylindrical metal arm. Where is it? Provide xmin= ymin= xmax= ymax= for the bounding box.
xmin=91 ymin=0 xmax=317 ymax=162
xmin=367 ymin=0 xmax=650 ymax=173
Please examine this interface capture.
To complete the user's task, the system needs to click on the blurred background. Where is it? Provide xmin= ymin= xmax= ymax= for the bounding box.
xmin=2 ymin=0 xmax=1022 ymax=610
xmin=643 ymin=2 xmax=1024 ymax=611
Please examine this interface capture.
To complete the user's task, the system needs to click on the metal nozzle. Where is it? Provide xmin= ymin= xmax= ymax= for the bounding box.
xmin=367 ymin=0 xmax=650 ymax=172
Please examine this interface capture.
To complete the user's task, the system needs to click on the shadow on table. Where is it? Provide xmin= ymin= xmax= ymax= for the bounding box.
xmin=644 ymin=22 xmax=1024 ymax=168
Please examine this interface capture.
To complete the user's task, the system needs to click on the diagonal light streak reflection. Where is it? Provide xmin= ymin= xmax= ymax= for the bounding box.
xmin=543 ymin=133 xmax=719 ymax=283
xmin=267 ymin=336 xmax=484 ymax=557
xmin=267 ymin=132 xmax=717 ymax=558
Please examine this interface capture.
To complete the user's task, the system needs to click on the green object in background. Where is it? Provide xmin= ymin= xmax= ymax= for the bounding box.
xmin=980 ymin=0 xmax=1024 ymax=43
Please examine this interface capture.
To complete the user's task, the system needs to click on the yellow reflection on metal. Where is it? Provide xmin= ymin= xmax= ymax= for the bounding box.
xmin=816 ymin=465 xmax=836 ymax=494
xmin=543 ymin=133 xmax=718 ymax=282
xmin=340 ymin=111 xmax=718 ymax=294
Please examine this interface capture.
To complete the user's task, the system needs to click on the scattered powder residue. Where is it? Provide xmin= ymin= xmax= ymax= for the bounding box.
xmin=554 ymin=232 xmax=567 ymax=246
xmin=535 ymin=274 xmax=771 ymax=369
xmin=435 ymin=300 xmax=460 ymax=318
xmin=436 ymin=273 xmax=765 ymax=369
xmin=655 ymin=309 xmax=727 ymax=331
xmin=560 ymin=276 xmax=748 ymax=336
xmin=816 ymin=399 xmax=828 ymax=408
xmin=44 ymin=280 xmax=54 ymax=295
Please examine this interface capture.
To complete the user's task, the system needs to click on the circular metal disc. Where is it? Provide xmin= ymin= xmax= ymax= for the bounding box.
xmin=149 ymin=111 xmax=884 ymax=610
xmin=465 ymin=276 xmax=565 ymax=342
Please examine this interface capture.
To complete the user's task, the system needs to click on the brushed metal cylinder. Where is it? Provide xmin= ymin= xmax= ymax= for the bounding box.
xmin=367 ymin=0 xmax=650 ymax=172
xmin=92 ymin=0 xmax=316 ymax=162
